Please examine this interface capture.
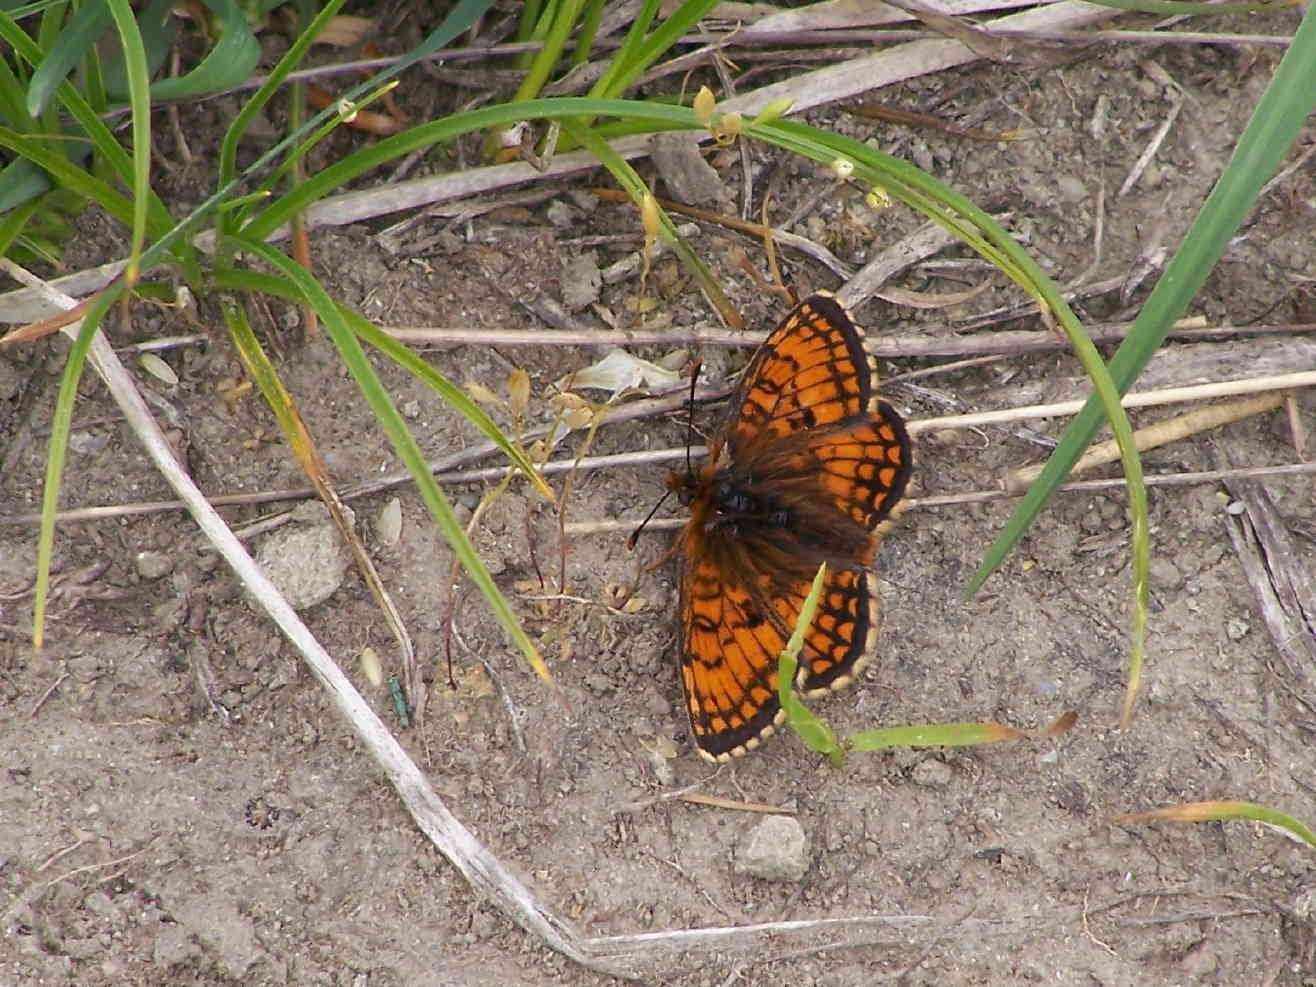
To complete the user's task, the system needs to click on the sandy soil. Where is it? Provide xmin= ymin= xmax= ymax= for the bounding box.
xmin=2 ymin=9 xmax=1315 ymax=985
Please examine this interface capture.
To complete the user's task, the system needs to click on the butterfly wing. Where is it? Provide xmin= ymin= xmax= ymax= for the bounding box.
xmin=766 ymin=565 xmax=878 ymax=694
xmin=803 ymin=404 xmax=912 ymax=557
xmin=678 ymin=551 xmax=788 ymax=760
xmin=678 ymin=546 xmax=882 ymax=759
xmin=727 ymin=293 xmax=879 ymax=450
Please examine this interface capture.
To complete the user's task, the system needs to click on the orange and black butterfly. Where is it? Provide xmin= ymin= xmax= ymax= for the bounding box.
xmin=669 ymin=293 xmax=912 ymax=761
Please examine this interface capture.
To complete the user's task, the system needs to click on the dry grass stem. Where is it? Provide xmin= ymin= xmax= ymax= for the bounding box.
xmin=911 ymin=370 xmax=1316 ymax=434
xmin=1004 ymin=391 xmax=1288 ymax=493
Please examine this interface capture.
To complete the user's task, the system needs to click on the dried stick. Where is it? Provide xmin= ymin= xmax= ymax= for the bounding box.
xmin=1003 ymin=390 xmax=1287 ymax=493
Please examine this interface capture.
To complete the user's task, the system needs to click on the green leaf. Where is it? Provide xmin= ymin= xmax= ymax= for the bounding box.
xmin=26 ymin=2 xmax=112 ymax=117
xmin=777 ymin=564 xmax=844 ymax=763
xmin=144 ymin=0 xmax=260 ymax=101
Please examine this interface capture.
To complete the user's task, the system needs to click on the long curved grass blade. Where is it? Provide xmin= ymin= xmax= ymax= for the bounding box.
xmin=33 ymin=285 xmax=124 ymax=647
xmin=573 ymin=0 xmax=721 ymax=140
xmin=139 ymin=0 xmax=260 ymax=101
xmin=217 ymin=0 xmax=346 ymax=199
xmin=850 ymin=711 xmax=1077 ymax=752
xmin=0 ymin=33 xmax=38 ymax=130
xmin=223 ymin=237 xmax=553 ymax=684
xmin=0 ymin=11 xmax=182 ymax=259
xmin=1117 ymin=801 xmax=1316 ymax=851
xmin=104 ymin=0 xmax=149 ymax=285
xmin=347 ymin=317 xmax=554 ymax=502
xmin=0 ymin=127 xmax=171 ymax=242
xmin=217 ymin=0 xmax=494 ymax=242
xmin=222 ymin=297 xmax=416 ymax=673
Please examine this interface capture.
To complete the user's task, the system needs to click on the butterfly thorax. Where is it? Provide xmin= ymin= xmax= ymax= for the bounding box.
xmin=671 ymin=439 xmax=872 ymax=577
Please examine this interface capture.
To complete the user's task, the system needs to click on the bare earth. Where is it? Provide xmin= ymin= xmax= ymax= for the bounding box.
xmin=2 ymin=11 xmax=1315 ymax=986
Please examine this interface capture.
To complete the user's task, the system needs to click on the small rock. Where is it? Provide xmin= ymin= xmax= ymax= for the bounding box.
xmin=649 ymin=132 xmax=729 ymax=208
xmin=61 ymin=937 xmax=101 ymax=960
xmin=735 ymin=815 xmax=809 ymax=881
xmin=1178 ymin=941 xmax=1218 ymax=977
xmin=1291 ymin=886 xmax=1315 ymax=921
xmin=153 ymin=922 xmax=200 ymax=968
xmin=562 ymin=252 xmax=602 ymax=312
xmin=1148 ymin=556 xmax=1183 ymax=591
xmin=911 ymin=758 xmax=953 ymax=790
xmin=256 ymin=519 xmax=349 ymax=610
xmin=67 ymin=655 xmax=101 ymax=683
xmin=134 ymin=550 xmax=174 ymax=580
xmin=0 ymin=356 xmax=23 ymax=400
xmin=545 ymin=200 xmax=582 ymax=228
xmin=1225 ymin=618 xmax=1250 ymax=641
xmin=376 ymin=497 xmax=403 ymax=547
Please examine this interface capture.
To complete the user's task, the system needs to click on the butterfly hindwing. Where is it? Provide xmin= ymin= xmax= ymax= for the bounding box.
xmin=768 ymin=566 xmax=878 ymax=693
xmin=805 ymin=404 xmax=912 ymax=554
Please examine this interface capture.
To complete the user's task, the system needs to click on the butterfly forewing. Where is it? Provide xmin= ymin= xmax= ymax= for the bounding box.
xmin=728 ymin=293 xmax=877 ymax=450
xmin=680 ymin=556 xmax=789 ymax=760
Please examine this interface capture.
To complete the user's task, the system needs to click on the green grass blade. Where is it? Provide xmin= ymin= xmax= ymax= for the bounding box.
xmin=589 ymin=0 xmax=659 ymax=101
xmin=1119 ymin=801 xmax=1316 ymax=851
xmin=0 ymin=126 xmax=153 ymax=233
xmin=0 ymin=197 xmax=40 ymax=255
xmin=216 ymin=0 xmax=345 ymax=216
xmin=104 ymin=0 xmax=149 ymax=283
xmin=590 ymin=0 xmax=720 ymax=100
xmin=33 ymin=285 xmax=123 ymax=647
xmin=851 ymin=721 xmax=1027 ymax=751
xmin=0 ymin=25 xmax=39 ymax=130
xmin=139 ymin=0 xmax=260 ymax=101
xmin=100 ymin=0 xmax=175 ymax=101
xmin=240 ymin=97 xmax=698 ymax=243
xmin=25 ymin=1 xmax=111 ymax=116
xmin=776 ymin=563 xmax=843 ymax=763
xmin=510 ymin=0 xmax=586 ymax=103
xmin=210 ymin=268 xmax=549 ymax=496
xmin=222 ymin=238 xmax=554 ymax=683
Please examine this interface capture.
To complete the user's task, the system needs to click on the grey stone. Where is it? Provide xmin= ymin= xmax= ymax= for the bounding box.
xmin=735 ymin=815 xmax=809 ymax=881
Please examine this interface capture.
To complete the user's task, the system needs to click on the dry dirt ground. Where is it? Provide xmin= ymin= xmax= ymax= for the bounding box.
xmin=3 ymin=9 xmax=1316 ymax=987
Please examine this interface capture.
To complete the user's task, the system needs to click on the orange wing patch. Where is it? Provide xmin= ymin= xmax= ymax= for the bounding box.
xmin=806 ymin=404 xmax=911 ymax=553
xmin=680 ymin=557 xmax=789 ymax=759
xmin=669 ymin=292 xmax=913 ymax=762
xmin=729 ymin=293 xmax=877 ymax=449
xmin=769 ymin=567 xmax=878 ymax=692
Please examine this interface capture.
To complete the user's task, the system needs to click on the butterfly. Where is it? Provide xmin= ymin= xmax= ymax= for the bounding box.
xmin=668 ymin=293 xmax=912 ymax=761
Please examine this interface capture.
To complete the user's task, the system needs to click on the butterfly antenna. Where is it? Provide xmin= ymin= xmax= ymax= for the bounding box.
xmin=627 ymin=488 xmax=672 ymax=551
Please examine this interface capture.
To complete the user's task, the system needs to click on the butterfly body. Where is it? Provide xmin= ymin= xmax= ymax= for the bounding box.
xmin=670 ymin=294 xmax=912 ymax=761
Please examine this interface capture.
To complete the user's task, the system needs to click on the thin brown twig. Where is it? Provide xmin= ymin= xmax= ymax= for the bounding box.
xmin=29 ymin=663 xmax=69 ymax=717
